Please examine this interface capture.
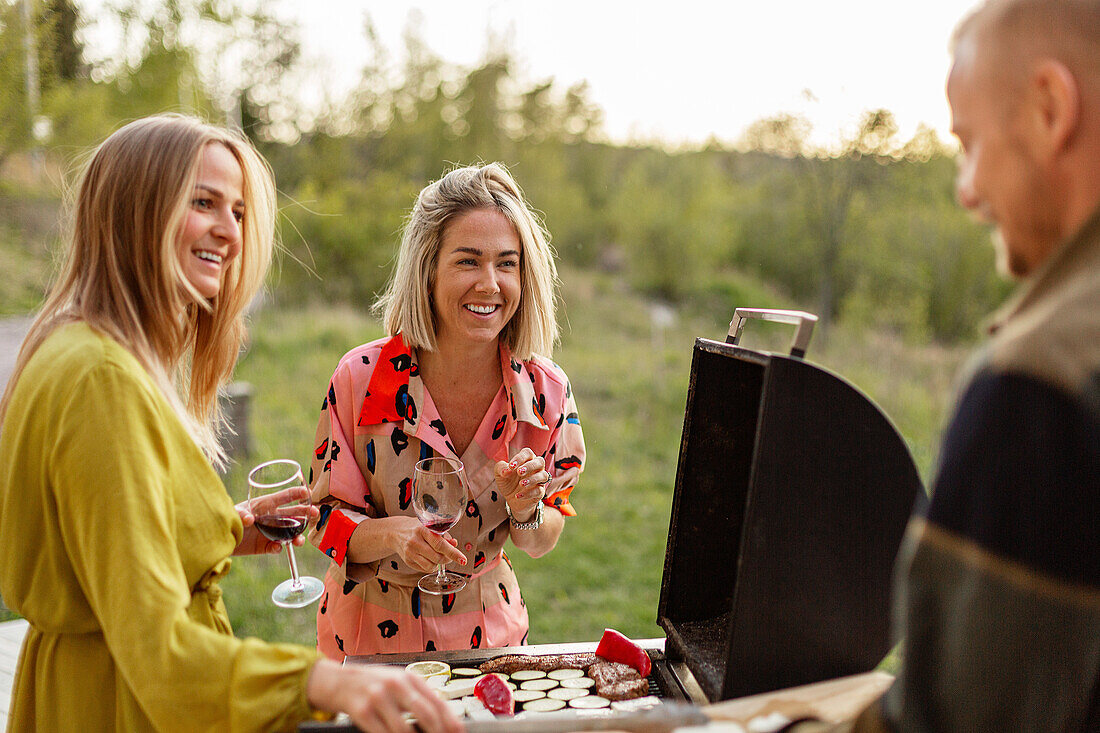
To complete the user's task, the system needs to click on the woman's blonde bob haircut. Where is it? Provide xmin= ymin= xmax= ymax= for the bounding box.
xmin=375 ymin=163 xmax=560 ymax=361
xmin=0 ymin=114 xmax=276 ymax=465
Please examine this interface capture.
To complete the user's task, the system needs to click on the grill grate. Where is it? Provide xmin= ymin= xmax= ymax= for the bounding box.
xmin=647 ymin=675 xmax=662 ymax=697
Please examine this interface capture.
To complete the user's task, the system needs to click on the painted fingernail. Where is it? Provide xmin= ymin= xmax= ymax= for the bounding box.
xmin=518 ymin=466 xmax=527 ymax=476
xmin=521 ymin=479 xmax=529 ymax=487
xmin=509 ymin=462 xmax=517 ymax=469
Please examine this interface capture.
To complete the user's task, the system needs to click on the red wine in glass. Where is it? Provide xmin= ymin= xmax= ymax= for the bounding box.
xmin=248 ymin=459 xmax=325 ymax=608
xmin=422 ymin=518 xmax=460 ymax=535
xmin=412 ymin=457 xmax=468 ymax=595
xmin=254 ymin=515 xmax=307 ymax=543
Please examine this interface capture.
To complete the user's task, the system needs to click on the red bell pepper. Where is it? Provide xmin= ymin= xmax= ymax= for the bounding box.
xmin=474 ymin=672 xmax=515 ymax=716
xmin=595 ymin=627 xmax=651 ymax=677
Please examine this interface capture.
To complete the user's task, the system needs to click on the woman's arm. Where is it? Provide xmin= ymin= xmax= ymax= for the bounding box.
xmin=507 ymin=500 xmax=565 ymax=558
xmin=498 ymin=366 xmax=585 ymax=558
xmin=346 ymin=514 xmax=467 ymax=572
xmin=496 ymin=450 xmax=566 ymax=558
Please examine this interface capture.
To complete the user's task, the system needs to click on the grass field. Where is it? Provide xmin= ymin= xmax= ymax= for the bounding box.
xmin=217 ymin=266 xmax=968 ymax=651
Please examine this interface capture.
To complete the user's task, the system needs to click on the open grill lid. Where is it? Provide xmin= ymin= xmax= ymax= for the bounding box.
xmin=657 ymin=309 xmax=924 ymax=702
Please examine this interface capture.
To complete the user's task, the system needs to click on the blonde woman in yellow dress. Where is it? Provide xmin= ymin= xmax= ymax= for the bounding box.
xmin=0 ymin=115 xmax=462 ymax=733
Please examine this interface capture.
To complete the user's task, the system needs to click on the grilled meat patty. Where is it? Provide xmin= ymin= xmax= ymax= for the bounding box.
xmin=598 ymin=676 xmax=650 ymax=701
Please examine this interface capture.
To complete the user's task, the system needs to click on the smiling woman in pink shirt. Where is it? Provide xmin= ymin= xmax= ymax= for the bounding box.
xmin=308 ymin=163 xmax=585 ymax=658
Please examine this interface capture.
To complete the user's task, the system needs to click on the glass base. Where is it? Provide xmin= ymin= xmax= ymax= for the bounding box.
xmin=272 ymin=575 xmax=325 ymax=608
xmin=418 ymin=571 xmax=467 ymax=595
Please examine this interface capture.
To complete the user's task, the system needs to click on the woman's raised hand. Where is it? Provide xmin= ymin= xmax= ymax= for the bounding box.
xmin=495 ymin=447 xmax=551 ymax=522
xmin=387 ymin=515 xmax=468 ymax=573
xmin=307 ymin=659 xmax=464 ymax=733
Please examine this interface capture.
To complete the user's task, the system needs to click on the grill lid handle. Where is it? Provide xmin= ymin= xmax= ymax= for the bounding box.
xmin=726 ymin=308 xmax=819 ymax=359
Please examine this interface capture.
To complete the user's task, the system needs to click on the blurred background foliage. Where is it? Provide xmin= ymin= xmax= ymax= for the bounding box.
xmin=0 ymin=0 xmax=1009 ymax=338
xmin=2 ymin=1 xmax=1003 ymax=644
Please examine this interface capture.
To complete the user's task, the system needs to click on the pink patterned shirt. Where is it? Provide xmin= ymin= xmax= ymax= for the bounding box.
xmin=308 ymin=334 xmax=584 ymax=657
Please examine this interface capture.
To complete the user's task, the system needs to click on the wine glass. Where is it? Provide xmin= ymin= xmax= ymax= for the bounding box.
xmin=247 ymin=459 xmax=325 ymax=608
xmin=413 ymin=457 xmax=468 ymax=595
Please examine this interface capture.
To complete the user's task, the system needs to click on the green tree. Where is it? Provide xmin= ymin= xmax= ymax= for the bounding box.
xmin=42 ymin=0 xmax=81 ymax=79
xmin=741 ymin=110 xmax=903 ymax=331
xmin=0 ymin=0 xmax=66 ymax=166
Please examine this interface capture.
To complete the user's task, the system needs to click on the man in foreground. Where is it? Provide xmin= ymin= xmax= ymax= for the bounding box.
xmin=785 ymin=0 xmax=1100 ymax=730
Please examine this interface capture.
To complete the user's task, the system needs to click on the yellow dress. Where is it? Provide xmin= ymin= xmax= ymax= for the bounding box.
xmin=0 ymin=323 xmax=320 ymax=732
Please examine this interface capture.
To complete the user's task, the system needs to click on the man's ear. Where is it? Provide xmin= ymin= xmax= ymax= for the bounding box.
xmin=1029 ymin=59 xmax=1080 ymax=158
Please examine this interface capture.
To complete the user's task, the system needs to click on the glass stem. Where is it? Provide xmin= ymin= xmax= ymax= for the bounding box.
xmin=285 ymin=543 xmax=303 ymax=590
xmin=436 ymin=563 xmax=447 ymax=582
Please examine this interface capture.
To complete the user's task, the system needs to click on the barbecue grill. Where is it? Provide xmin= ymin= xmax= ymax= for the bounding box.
xmin=309 ymin=308 xmax=924 ymax=729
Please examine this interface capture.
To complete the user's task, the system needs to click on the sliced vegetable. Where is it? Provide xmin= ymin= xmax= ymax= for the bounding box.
xmin=523 ymin=698 xmax=567 ymax=713
xmin=474 ymin=672 xmax=515 ymax=716
xmin=439 ymin=678 xmax=476 ymax=699
xmin=451 ymin=667 xmax=483 ymax=678
xmin=548 ymin=687 xmax=588 ymax=701
xmin=512 ymin=689 xmax=548 ymax=703
xmin=569 ymin=695 xmax=611 ymax=709
xmin=559 ymin=676 xmax=595 ymax=689
xmin=595 ymin=628 xmax=652 ymax=677
xmin=547 ymin=668 xmax=585 ymax=680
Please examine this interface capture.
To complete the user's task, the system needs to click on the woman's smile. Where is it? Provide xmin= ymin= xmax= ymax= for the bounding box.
xmin=464 ymin=303 xmax=500 ymax=315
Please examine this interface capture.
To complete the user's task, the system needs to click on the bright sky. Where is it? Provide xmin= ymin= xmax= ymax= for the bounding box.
xmin=289 ymin=0 xmax=981 ymax=147
xmin=80 ymin=0 xmax=983 ymax=148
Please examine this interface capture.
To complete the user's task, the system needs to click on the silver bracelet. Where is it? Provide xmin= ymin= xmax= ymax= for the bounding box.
xmin=506 ymin=500 xmax=543 ymax=530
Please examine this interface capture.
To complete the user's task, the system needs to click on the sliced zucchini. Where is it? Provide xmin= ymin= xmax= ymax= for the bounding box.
xmin=559 ymin=676 xmax=595 ymax=689
xmin=522 ymin=698 xmax=567 ymax=713
xmin=512 ymin=689 xmax=548 ymax=703
xmin=450 ymin=667 xmax=482 ymax=678
xmin=438 ymin=678 xmax=476 ymax=699
xmin=519 ymin=678 xmax=560 ymax=691
xmin=569 ymin=695 xmax=611 ymax=709
xmin=547 ymin=687 xmax=588 ymax=701
xmin=547 ymin=668 xmax=585 ymax=680
xmin=510 ymin=669 xmax=548 ymax=681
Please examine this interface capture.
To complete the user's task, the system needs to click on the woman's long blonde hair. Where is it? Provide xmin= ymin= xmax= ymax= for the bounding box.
xmin=374 ymin=162 xmax=560 ymax=360
xmin=0 ymin=114 xmax=276 ymax=466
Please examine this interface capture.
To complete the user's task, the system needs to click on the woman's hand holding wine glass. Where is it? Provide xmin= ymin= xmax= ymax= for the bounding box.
xmin=412 ymin=457 xmax=469 ymax=595
xmin=381 ymin=515 xmax=467 ymax=574
xmin=233 ymin=485 xmax=318 ymax=557
xmin=247 ymin=459 xmax=325 ymax=608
